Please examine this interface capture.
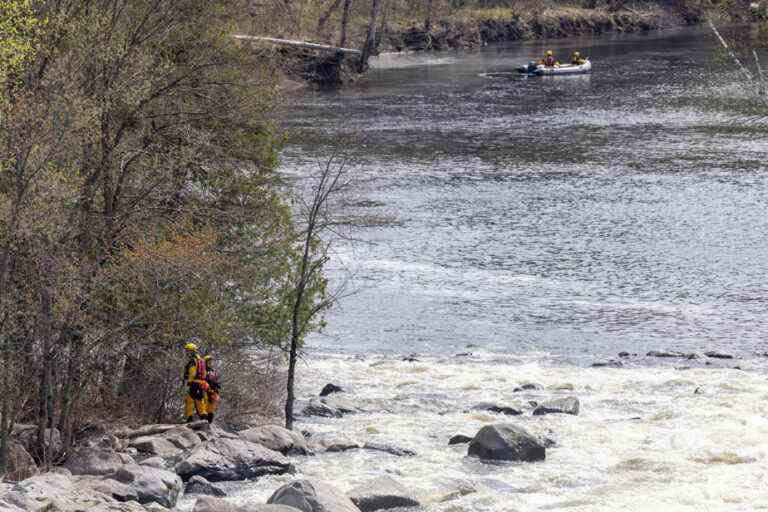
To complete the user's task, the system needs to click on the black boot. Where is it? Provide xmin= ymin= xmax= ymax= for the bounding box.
xmin=207 ymin=412 xmax=214 ymax=424
xmin=186 ymin=415 xmax=194 ymax=423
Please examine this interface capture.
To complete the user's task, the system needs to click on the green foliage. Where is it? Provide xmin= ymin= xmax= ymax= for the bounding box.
xmin=0 ymin=0 xmax=44 ymax=103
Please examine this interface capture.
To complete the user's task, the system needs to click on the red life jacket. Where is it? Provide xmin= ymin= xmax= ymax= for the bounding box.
xmin=195 ymin=357 xmax=206 ymax=380
xmin=544 ymin=56 xmax=556 ymax=67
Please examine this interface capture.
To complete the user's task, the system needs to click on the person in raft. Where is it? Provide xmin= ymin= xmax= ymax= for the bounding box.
xmin=541 ymin=50 xmax=558 ymax=67
xmin=183 ymin=340 xmax=209 ymax=422
xmin=571 ymin=51 xmax=586 ymax=65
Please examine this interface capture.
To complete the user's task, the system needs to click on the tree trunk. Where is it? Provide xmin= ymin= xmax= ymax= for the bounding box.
xmin=317 ymin=0 xmax=343 ymax=34
xmin=339 ymin=0 xmax=353 ymax=48
xmin=425 ymin=0 xmax=433 ymax=32
xmin=359 ymin=0 xmax=383 ymax=72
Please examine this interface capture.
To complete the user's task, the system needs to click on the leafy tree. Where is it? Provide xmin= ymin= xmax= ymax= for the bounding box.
xmin=0 ymin=0 xmax=327 ymax=472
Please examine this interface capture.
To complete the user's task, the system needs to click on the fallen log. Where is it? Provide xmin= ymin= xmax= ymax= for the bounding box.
xmin=233 ymin=35 xmax=361 ymax=55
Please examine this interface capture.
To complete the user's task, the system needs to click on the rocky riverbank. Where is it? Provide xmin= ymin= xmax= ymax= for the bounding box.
xmin=2 ymin=349 xmax=765 ymax=511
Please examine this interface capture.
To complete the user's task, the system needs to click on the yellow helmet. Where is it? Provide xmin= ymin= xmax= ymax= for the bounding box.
xmin=573 ymin=51 xmax=580 ymax=57
xmin=546 ymin=50 xmax=553 ymax=56
xmin=203 ymin=354 xmax=213 ymax=361
xmin=184 ymin=342 xmax=198 ymax=352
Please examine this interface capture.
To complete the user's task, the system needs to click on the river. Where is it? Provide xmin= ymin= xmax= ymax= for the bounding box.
xmin=205 ymin=26 xmax=768 ymax=512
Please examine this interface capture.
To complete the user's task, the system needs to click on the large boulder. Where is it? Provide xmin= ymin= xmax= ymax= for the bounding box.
xmin=467 ymin=424 xmax=545 ymax=462
xmin=109 ymin=464 xmax=183 ymax=508
xmin=532 ymin=397 xmax=580 ymax=416
xmin=239 ymin=425 xmax=309 ymax=455
xmin=63 ymin=448 xmax=135 ymax=476
xmin=193 ymin=497 xmax=302 ymax=512
xmin=268 ymin=480 xmax=361 ymax=512
xmin=186 ymin=475 xmax=227 ymax=497
xmin=348 ymin=476 xmax=419 ymax=512
xmin=4 ymin=441 xmax=37 ymax=481
xmin=175 ymin=437 xmax=292 ymax=482
xmin=448 ymin=434 xmax=473 ymax=445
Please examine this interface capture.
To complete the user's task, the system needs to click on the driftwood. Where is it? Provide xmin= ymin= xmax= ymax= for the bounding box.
xmin=233 ymin=35 xmax=361 ymax=55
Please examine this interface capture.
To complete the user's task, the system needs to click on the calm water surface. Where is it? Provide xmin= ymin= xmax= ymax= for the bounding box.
xmin=278 ymin=26 xmax=768 ymax=359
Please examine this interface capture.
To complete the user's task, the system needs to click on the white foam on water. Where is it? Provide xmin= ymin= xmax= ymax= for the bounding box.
xmin=206 ymin=352 xmax=768 ymax=511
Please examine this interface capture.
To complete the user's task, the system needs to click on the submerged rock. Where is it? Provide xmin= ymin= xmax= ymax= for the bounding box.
xmin=448 ymin=434 xmax=473 ymax=445
xmin=362 ymin=442 xmax=416 ymax=457
xmin=704 ymin=351 xmax=734 ymax=359
xmin=239 ymin=425 xmax=309 ymax=455
xmin=533 ymin=397 xmax=580 ymax=416
xmin=467 ymin=424 xmax=545 ymax=462
xmin=513 ymin=383 xmax=543 ymax=392
xmin=471 ymin=402 xmax=523 ymax=416
xmin=320 ymin=383 xmax=345 ymax=397
xmin=268 ymin=479 xmax=361 ymax=512
xmin=348 ymin=476 xmax=419 ymax=511
xmin=647 ymin=350 xmax=698 ymax=359
xmin=301 ymin=396 xmax=362 ymax=418
xmin=175 ymin=437 xmax=292 ymax=482
xmin=590 ymin=360 xmax=623 ymax=368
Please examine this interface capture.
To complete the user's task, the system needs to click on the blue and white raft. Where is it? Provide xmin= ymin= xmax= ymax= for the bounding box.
xmin=516 ymin=60 xmax=592 ymax=76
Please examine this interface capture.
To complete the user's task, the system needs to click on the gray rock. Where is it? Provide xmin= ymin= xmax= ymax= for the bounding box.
xmin=647 ymin=350 xmax=698 ymax=359
xmin=1 ymin=472 xmax=147 ymax=512
xmin=193 ymin=497 xmax=302 ymax=512
xmin=705 ymin=351 xmax=734 ymax=359
xmin=467 ymin=423 xmax=545 ymax=462
xmin=186 ymin=475 xmax=227 ymax=496
xmin=63 ymin=448 xmax=135 ymax=476
xmin=590 ymin=360 xmax=623 ymax=368
xmin=533 ymin=397 xmax=580 ymax=416
xmin=471 ymin=402 xmax=522 ymax=416
xmin=78 ymin=476 xmax=139 ymax=503
xmin=348 ymin=476 xmax=419 ymax=512
xmin=302 ymin=398 xmax=343 ymax=418
xmin=239 ymin=425 xmax=309 ymax=455
xmin=175 ymin=436 xmax=292 ymax=482
xmin=80 ymin=433 xmax=125 ymax=452
xmin=268 ymin=480 xmax=361 ymax=512
xmin=320 ymin=384 xmax=344 ymax=397
xmin=130 ymin=426 xmax=201 ymax=458
xmin=448 ymin=434 xmax=473 ymax=445
xmin=130 ymin=436 xmax=181 ymax=458
xmin=109 ymin=464 xmax=183 ymax=508
xmin=362 ymin=442 xmax=416 ymax=457
xmin=140 ymin=456 xmax=168 ymax=469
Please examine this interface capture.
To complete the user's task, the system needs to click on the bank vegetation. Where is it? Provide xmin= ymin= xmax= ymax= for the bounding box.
xmin=0 ymin=0 xmax=330 ymax=479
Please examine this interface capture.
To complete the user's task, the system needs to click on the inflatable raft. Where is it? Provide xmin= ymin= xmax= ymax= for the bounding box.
xmin=517 ymin=60 xmax=592 ymax=76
